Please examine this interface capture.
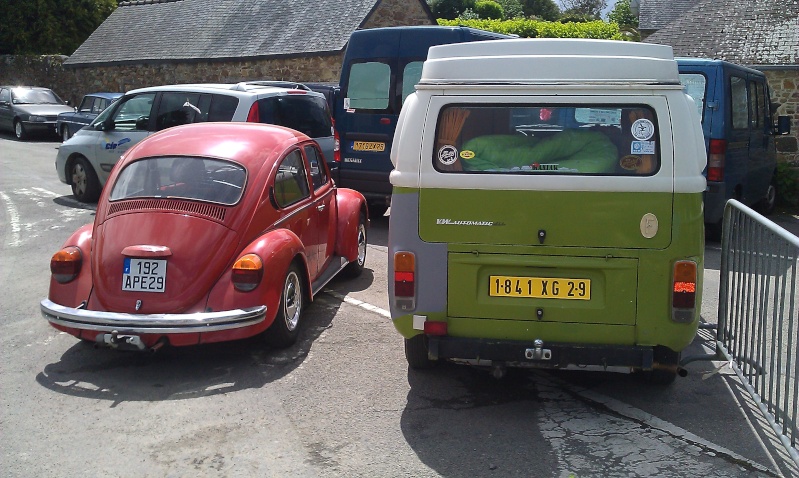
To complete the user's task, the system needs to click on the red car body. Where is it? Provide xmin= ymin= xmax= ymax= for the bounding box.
xmin=41 ymin=122 xmax=368 ymax=351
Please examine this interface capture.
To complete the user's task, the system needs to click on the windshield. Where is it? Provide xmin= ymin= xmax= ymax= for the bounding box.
xmin=110 ymin=156 xmax=247 ymax=205
xmin=11 ymin=88 xmax=63 ymax=105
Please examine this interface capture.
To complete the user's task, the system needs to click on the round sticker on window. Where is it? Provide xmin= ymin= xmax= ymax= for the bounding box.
xmin=631 ymin=119 xmax=655 ymax=141
xmin=438 ymin=145 xmax=458 ymax=166
xmin=460 ymin=150 xmax=475 ymax=160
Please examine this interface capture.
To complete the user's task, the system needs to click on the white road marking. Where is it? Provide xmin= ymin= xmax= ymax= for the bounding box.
xmin=0 ymin=191 xmax=22 ymax=247
xmin=323 ymin=288 xmax=774 ymax=474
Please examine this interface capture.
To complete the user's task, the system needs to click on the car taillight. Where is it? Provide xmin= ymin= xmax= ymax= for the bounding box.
xmin=286 ymin=90 xmax=307 ymax=95
xmin=232 ymin=254 xmax=263 ymax=292
xmin=424 ymin=321 xmax=448 ymax=336
xmin=246 ymin=103 xmax=260 ymax=123
xmin=394 ymin=252 xmax=416 ymax=310
xmin=50 ymin=246 xmax=82 ymax=284
xmin=672 ymin=260 xmax=697 ymax=323
xmin=707 ymin=139 xmax=726 ymax=182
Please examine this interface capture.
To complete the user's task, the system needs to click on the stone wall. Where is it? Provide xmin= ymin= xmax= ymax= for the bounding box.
xmin=763 ymin=69 xmax=799 ymax=165
xmin=363 ymin=0 xmax=435 ymax=28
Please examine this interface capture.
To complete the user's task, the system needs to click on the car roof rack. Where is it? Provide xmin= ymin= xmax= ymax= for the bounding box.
xmin=231 ymin=81 xmax=311 ymax=92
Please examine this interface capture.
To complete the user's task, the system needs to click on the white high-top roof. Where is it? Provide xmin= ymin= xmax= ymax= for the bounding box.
xmin=419 ymin=39 xmax=680 ymax=85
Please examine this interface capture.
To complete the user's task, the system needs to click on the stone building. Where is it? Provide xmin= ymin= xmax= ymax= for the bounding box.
xmin=639 ymin=0 xmax=799 ymax=164
xmin=1 ymin=0 xmax=435 ymax=104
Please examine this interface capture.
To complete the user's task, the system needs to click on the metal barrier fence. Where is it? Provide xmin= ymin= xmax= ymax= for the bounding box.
xmin=717 ymin=199 xmax=799 ymax=467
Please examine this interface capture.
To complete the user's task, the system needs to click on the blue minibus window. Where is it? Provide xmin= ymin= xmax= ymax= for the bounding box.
xmin=679 ymin=73 xmax=706 ymax=121
xmin=347 ymin=62 xmax=391 ymax=110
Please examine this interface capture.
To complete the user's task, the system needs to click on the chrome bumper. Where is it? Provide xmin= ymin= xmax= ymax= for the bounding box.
xmin=40 ymin=299 xmax=267 ymax=334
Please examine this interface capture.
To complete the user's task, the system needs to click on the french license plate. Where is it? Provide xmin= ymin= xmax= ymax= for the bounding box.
xmin=489 ymin=275 xmax=590 ymax=300
xmin=351 ymin=141 xmax=385 ymax=152
xmin=122 ymin=258 xmax=167 ymax=293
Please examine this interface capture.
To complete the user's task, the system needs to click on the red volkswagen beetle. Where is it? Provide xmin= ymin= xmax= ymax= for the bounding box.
xmin=41 ymin=122 xmax=368 ymax=351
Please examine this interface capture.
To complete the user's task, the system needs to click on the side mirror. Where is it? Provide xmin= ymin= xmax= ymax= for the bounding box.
xmin=0 ymin=100 xmax=8 ymax=107
xmin=777 ymin=116 xmax=791 ymax=135
xmin=94 ymin=119 xmax=113 ymax=132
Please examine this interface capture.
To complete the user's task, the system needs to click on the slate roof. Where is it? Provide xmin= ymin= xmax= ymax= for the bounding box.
xmin=65 ymin=0 xmax=434 ymax=66
xmin=643 ymin=0 xmax=799 ymax=66
xmin=637 ymin=0 xmax=697 ymax=32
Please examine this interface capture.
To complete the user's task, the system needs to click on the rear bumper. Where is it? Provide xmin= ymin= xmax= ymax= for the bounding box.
xmin=428 ymin=335 xmax=657 ymax=369
xmin=337 ymin=168 xmax=392 ymax=202
xmin=40 ymin=298 xmax=267 ymax=334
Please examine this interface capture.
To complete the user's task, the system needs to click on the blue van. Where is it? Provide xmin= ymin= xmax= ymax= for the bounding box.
xmin=676 ymin=58 xmax=790 ymax=237
xmin=334 ymin=26 xmax=512 ymax=216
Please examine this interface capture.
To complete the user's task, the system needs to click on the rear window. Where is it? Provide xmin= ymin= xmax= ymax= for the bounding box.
xmin=256 ymin=95 xmax=332 ymax=138
xmin=109 ymin=157 xmax=246 ymax=205
xmin=346 ymin=61 xmax=391 ymax=111
xmin=433 ymin=104 xmax=660 ymax=176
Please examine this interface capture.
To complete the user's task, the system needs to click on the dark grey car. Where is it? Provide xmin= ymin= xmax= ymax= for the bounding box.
xmin=0 ymin=86 xmax=74 ymax=140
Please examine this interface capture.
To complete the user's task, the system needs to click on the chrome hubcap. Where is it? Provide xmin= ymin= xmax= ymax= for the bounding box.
xmin=283 ymin=271 xmax=302 ymax=331
xmin=14 ymin=122 xmax=22 ymax=138
xmin=72 ymin=164 xmax=87 ymax=196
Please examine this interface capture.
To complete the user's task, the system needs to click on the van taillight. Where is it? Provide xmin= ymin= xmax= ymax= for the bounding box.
xmin=394 ymin=252 xmax=416 ymax=310
xmin=246 ymin=103 xmax=260 ymax=123
xmin=50 ymin=246 xmax=82 ymax=283
xmin=707 ymin=139 xmax=726 ymax=182
xmin=333 ymin=121 xmax=341 ymax=163
xmin=672 ymin=260 xmax=697 ymax=323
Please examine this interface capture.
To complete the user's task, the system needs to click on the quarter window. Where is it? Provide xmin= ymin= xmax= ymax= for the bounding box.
xmin=347 ymin=61 xmax=391 ymax=111
xmin=305 ymin=145 xmax=328 ymax=190
xmin=679 ymin=73 xmax=706 ymax=121
xmin=433 ymin=104 xmax=660 ymax=176
xmin=273 ymin=150 xmax=310 ymax=208
xmin=256 ymin=96 xmax=332 ymax=138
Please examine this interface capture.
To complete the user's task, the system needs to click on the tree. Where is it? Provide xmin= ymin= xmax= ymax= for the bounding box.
xmin=0 ymin=0 xmax=117 ymax=55
xmin=494 ymin=0 xmax=525 ymax=18
xmin=520 ymin=0 xmax=561 ymax=21
xmin=431 ymin=0 xmax=476 ymax=20
xmin=474 ymin=0 xmax=505 ymax=19
xmin=559 ymin=0 xmax=606 ymax=19
xmin=607 ymin=0 xmax=638 ymax=27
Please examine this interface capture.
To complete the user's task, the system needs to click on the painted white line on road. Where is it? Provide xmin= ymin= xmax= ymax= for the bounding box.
xmin=323 ymin=289 xmax=391 ymax=318
xmin=323 ymin=288 xmax=773 ymax=473
xmin=31 ymin=187 xmax=60 ymax=198
xmin=0 ymin=191 xmax=22 ymax=247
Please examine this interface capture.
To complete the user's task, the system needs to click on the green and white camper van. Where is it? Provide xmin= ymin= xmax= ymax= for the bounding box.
xmin=388 ymin=39 xmax=707 ymax=383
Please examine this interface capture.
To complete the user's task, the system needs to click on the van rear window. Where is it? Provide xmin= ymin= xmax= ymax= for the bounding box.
xmin=433 ymin=104 xmax=660 ymax=176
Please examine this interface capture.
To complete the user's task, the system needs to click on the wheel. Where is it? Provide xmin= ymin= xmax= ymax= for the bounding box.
xmin=13 ymin=119 xmax=27 ymax=140
xmin=341 ymin=213 xmax=367 ymax=278
xmin=756 ymin=177 xmax=777 ymax=216
xmin=61 ymin=125 xmax=72 ymax=142
xmin=368 ymin=203 xmax=388 ymax=218
xmin=265 ymin=263 xmax=305 ymax=348
xmin=69 ymin=157 xmax=102 ymax=203
xmin=405 ymin=335 xmax=435 ymax=369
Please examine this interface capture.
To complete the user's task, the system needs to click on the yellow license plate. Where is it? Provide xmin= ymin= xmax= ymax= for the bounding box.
xmin=352 ymin=141 xmax=385 ymax=152
xmin=489 ymin=275 xmax=591 ymax=300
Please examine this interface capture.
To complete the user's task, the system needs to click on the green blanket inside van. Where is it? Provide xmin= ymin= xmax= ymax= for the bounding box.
xmin=460 ymin=130 xmax=618 ymax=173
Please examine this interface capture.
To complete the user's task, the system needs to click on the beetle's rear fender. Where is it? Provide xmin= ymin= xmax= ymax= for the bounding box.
xmin=48 ymin=223 xmax=94 ymax=308
xmin=205 ymin=228 xmax=309 ymax=330
xmin=334 ymin=188 xmax=368 ymax=262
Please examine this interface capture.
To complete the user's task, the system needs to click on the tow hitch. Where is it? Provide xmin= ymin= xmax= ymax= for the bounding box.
xmin=95 ymin=331 xmax=146 ymax=351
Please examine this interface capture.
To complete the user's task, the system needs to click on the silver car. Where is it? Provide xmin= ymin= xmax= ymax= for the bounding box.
xmin=0 ymin=86 xmax=74 ymax=140
xmin=56 ymin=82 xmax=339 ymax=202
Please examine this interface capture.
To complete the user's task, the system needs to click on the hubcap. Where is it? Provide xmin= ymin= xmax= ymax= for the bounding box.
xmin=283 ymin=271 xmax=302 ymax=331
xmin=72 ymin=164 xmax=87 ymax=196
xmin=62 ymin=127 xmax=70 ymax=141
xmin=14 ymin=122 xmax=22 ymax=138
xmin=356 ymin=224 xmax=367 ymax=266
xmin=766 ymin=184 xmax=776 ymax=207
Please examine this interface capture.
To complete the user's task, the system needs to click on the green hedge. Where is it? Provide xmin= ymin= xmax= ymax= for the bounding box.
xmin=436 ymin=18 xmax=623 ymax=40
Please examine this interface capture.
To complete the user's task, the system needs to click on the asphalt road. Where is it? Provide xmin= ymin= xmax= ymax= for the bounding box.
xmin=1 ymin=132 xmax=796 ymax=477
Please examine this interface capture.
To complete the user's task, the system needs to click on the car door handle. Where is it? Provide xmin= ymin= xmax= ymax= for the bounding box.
xmin=317 ymin=204 xmax=326 ymax=212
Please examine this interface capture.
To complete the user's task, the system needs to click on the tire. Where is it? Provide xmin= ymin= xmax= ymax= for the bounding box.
xmin=265 ymin=263 xmax=305 ymax=348
xmin=61 ymin=125 xmax=72 ymax=142
xmin=756 ymin=177 xmax=777 ymax=216
xmin=405 ymin=335 xmax=435 ymax=369
xmin=13 ymin=119 xmax=27 ymax=140
xmin=69 ymin=156 xmax=102 ymax=203
xmin=341 ymin=213 xmax=367 ymax=278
